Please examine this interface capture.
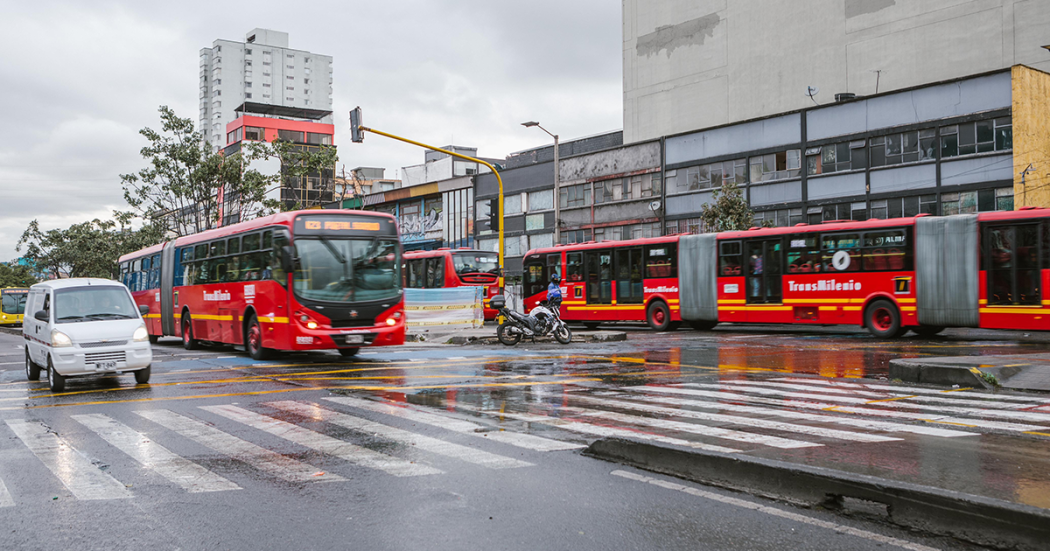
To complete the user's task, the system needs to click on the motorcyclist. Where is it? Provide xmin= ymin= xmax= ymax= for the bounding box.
xmin=546 ymin=273 xmax=563 ymax=307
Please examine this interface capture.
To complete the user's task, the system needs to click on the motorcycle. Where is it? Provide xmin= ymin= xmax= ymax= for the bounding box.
xmin=490 ymin=295 xmax=572 ymax=345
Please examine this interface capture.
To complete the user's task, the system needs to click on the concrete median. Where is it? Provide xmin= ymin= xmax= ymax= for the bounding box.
xmin=585 ymin=437 xmax=1050 ymax=551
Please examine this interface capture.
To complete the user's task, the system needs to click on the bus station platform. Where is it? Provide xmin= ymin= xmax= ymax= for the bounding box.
xmin=890 ymin=353 xmax=1050 ymax=393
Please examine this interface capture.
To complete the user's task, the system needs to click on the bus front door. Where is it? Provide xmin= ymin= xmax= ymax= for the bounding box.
xmin=746 ymin=239 xmax=783 ymax=320
xmin=585 ymin=250 xmax=613 ymax=305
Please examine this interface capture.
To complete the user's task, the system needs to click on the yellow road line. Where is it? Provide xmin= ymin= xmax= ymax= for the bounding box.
xmin=920 ymin=418 xmax=977 ymax=428
xmin=866 ymin=395 xmax=918 ymax=403
xmin=940 ymin=387 xmax=975 ymax=393
xmin=1023 ymin=431 xmax=1050 ymax=437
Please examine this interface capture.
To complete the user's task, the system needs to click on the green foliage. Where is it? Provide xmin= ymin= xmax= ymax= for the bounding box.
xmin=266 ymin=139 xmax=339 ymax=211
xmin=0 ymin=263 xmax=37 ymax=288
xmin=698 ymin=180 xmax=757 ymax=232
xmin=120 ymin=106 xmax=280 ymax=236
xmin=16 ymin=213 xmax=163 ymax=280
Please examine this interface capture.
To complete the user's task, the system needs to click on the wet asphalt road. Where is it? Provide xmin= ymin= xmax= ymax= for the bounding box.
xmin=1 ymin=325 xmax=1047 ymax=550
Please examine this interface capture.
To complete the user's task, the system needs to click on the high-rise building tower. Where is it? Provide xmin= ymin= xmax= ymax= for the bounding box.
xmin=199 ymin=28 xmax=333 ymax=148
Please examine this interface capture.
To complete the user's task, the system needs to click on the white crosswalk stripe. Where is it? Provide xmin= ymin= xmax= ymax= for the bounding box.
xmin=0 ymin=476 xmax=13 ymax=508
xmin=569 ymin=395 xmax=901 ymax=443
xmin=680 ymin=383 xmax=1050 ymax=426
xmin=71 ymin=414 xmax=240 ymax=493
xmin=457 ymin=405 xmax=742 ymax=454
xmin=773 ymin=377 xmax=1050 ymax=404
xmin=614 ymin=389 xmax=974 ymax=438
xmin=267 ymin=401 xmax=532 ymax=469
xmin=726 ymin=380 xmax=1044 ymax=410
xmin=559 ymin=406 xmax=821 ymax=449
xmin=135 ymin=409 xmax=345 ymax=484
xmin=323 ymin=396 xmax=585 ymax=451
xmin=201 ymin=405 xmax=442 ymax=477
xmin=5 ymin=419 xmax=131 ymax=501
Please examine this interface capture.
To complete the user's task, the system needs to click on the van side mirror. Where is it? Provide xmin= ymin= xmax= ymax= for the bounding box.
xmin=138 ymin=304 xmax=151 ymax=316
xmin=281 ymin=245 xmax=295 ymax=273
xmin=34 ymin=310 xmax=48 ymax=322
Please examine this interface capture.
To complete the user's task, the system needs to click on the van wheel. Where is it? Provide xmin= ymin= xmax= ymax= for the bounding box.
xmin=25 ymin=350 xmax=41 ymax=381
xmin=182 ymin=314 xmax=199 ymax=350
xmin=134 ymin=366 xmax=151 ymax=384
xmin=246 ymin=316 xmax=272 ymax=360
xmin=866 ymin=300 xmax=906 ymax=338
xmin=47 ymin=358 xmax=65 ymax=393
xmin=647 ymin=301 xmax=672 ymax=331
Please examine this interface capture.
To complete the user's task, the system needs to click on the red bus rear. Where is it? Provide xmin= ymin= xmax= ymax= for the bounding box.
xmin=119 ymin=210 xmax=405 ymax=358
xmin=522 ymin=236 xmax=683 ymax=330
xmin=403 ymin=248 xmax=501 ymax=320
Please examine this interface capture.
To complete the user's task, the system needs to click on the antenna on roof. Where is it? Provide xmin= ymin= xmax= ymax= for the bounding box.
xmin=805 ymin=86 xmax=820 ymax=106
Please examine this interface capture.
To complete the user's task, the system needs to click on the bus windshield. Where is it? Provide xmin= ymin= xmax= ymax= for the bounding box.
xmin=1 ymin=290 xmax=27 ymax=315
xmin=452 ymin=252 xmax=500 ymax=275
xmin=294 ymin=238 xmax=400 ymax=303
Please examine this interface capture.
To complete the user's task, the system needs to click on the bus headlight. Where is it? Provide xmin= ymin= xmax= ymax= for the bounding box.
xmin=306 ymin=321 xmax=318 ymax=329
xmin=51 ymin=330 xmax=73 ymax=348
xmin=132 ymin=326 xmax=149 ymax=342
xmin=385 ymin=318 xmax=396 ymax=326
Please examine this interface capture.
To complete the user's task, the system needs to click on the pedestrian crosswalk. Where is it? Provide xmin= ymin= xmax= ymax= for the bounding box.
xmin=1 ymin=375 xmax=1048 ymax=505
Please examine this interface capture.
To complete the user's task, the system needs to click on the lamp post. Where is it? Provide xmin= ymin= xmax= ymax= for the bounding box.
xmin=522 ymin=121 xmax=560 ymax=244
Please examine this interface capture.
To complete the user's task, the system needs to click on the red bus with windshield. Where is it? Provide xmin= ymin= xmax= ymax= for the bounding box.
xmin=119 ymin=210 xmax=405 ymax=359
xmin=520 ymin=208 xmax=1050 ymax=338
xmin=403 ymin=248 xmax=501 ymax=320
xmin=522 ymin=236 xmax=683 ymax=331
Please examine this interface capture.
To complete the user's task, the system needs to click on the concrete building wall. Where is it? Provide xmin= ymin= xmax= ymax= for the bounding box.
xmin=623 ymin=0 xmax=1050 ymax=144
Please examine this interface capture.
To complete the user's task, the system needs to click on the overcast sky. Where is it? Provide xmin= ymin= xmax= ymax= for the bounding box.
xmin=0 ymin=0 xmax=622 ymax=262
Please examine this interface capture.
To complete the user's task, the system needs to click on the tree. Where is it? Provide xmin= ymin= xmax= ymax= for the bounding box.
xmin=0 ymin=263 xmax=37 ymax=288
xmin=698 ymin=180 xmax=758 ymax=232
xmin=120 ymin=106 xmax=280 ymax=237
xmin=16 ymin=213 xmax=162 ymax=280
xmin=268 ymin=139 xmax=339 ymax=211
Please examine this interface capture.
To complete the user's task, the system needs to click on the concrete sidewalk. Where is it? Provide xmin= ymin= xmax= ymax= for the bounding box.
xmin=890 ymin=353 xmax=1050 ymax=392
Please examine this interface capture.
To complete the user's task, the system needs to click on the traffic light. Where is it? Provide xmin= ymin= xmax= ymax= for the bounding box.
xmin=488 ymin=198 xmax=500 ymax=233
xmin=349 ymin=107 xmax=364 ymax=143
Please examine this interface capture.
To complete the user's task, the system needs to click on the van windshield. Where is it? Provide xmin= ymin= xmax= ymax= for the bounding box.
xmin=54 ymin=287 xmax=138 ymax=323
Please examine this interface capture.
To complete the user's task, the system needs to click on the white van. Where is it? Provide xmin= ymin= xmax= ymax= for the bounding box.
xmin=23 ymin=278 xmax=153 ymax=392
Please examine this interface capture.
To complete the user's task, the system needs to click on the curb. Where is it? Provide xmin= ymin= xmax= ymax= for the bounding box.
xmin=584 ymin=437 xmax=1050 ymax=551
xmin=0 ymin=326 xmax=21 ymax=336
xmin=888 ymin=358 xmax=991 ymax=388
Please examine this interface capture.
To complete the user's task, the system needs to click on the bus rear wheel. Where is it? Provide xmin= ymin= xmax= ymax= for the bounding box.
xmin=182 ymin=314 xmax=199 ymax=350
xmin=246 ymin=316 xmax=273 ymax=360
xmin=647 ymin=301 xmax=673 ymax=332
xmin=865 ymin=300 xmax=905 ymax=338
xmin=689 ymin=320 xmax=718 ymax=331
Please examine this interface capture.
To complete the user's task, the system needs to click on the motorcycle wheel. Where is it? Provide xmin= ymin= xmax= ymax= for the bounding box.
xmin=554 ymin=324 xmax=572 ymax=345
xmin=497 ymin=323 xmax=521 ymax=346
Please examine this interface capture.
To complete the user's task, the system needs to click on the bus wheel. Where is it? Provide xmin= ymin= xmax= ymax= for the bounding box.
xmin=182 ymin=314 xmax=199 ymax=350
xmin=245 ymin=316 xmax=272 ymax=360
xmin=148 ymin=335 xmax=159 ymax=345
xmin=338 ymin=348 xmax=360 ymax=357
xmin=911 ymin=325 xmax=945 ymax=338
xmin=689 ymin=320 xmax=718 ymax=331
xmin=647 ymin=301 xmax=672 ymax=331
xmin=583 ymin=322 xmax=600 ymax=330
xmin=866 ymin=300 xmax=905 ymax=338
xmin=25 ymin=350 xmax=41 ymax=381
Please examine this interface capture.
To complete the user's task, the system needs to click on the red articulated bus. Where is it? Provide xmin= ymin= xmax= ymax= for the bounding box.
xmin=522 ymin=208 xmax=1050 ymax=337
xmin=119 ymin=210 xmax=405 ymax=359
xmin=403 ymin=248 xmax=501 ymax=320
xmin=522 ymin=235 xmax=683 ymax=331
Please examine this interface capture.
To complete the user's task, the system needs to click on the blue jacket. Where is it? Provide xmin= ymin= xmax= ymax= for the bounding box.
xmin=547 ymin=282 xmax=562 ymax=300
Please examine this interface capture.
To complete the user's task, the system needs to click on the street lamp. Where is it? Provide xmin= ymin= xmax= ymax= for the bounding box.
xmin=521 ymin=121 xmax=560 ymax=244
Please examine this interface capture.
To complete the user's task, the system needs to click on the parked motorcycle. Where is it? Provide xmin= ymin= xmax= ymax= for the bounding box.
xmin=490 ymin=295 xmax=572 ymax=345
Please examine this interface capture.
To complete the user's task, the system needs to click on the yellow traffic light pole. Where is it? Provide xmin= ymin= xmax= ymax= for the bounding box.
xmin=355 ymin=125 xmax=506 ymax=296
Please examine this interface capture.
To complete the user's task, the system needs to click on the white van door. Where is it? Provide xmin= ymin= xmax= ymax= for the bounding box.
xmin=25 ymin=291 xmax=51 ymax=365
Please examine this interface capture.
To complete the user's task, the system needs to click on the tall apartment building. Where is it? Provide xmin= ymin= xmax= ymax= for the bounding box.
xmin=199 ymin=28 xmax=333 ymax=148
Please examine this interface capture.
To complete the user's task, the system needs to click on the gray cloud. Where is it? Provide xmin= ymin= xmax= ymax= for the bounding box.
xmin=0 ymin=1 xmax=621 ymax=261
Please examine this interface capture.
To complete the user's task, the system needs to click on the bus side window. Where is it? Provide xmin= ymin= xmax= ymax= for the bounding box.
xmin=822 ymin=234 xmax=862 ymax=272
xmin=547 ymin=254 xmax=561 ymax=279
xmin=151 ymin=254 xmax=161 ymax=289
xmin=786 ymin=235 xmax=821 ymax=274
xmin=566 ymin=253 xmax=583 ymax=282
xmin=525 ymin=261 xmax=546 ymax=298
xmin=425 ymin=257 xmax=444 ymax=288
xmin=862 ymin=229 xmax=910 ymax=271
xmin=719 ymin=241 xmax=742 ymax=276
xmin=645 ymin=244 xmax=677 ymax=279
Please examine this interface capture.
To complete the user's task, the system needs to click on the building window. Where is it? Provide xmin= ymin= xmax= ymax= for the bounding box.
xmin=807 ymin=141 xmax=866 ymax=175
xmin=245 ymin=48 xmax=251 ymax=55
xmin=527 ymin=189 xmax=553 ymax=211
xmin=227 ymin=127 xmax=242 ymax=144
xmin=529 ymin=233 xmax=554 ymax=250
xmin=305 ymin=57 xmax=311 ymax=63
xmin=262 ymin=83 xmax=270 ymax=87
xmin=304 ymin=78 xmax=310 ymax=85
xmin=286 ymin=86 xmax=294 ymax=91
xmin=525 ymin=214 xmax=545 ymax=231
xmin=594 ymin=179 xmax=624 ymax=203
xmin=277 ymin=129 xmax=304 ymax=143
xmin=263 ymin=61 xmax=271 ymax=66
xmin=244 ymin=127 xmax=263 ymax=141
xmin=941 ymin=117 xmax=1012 ymax=158
xmin=560 ymin=229 xmax=593 ymax=245
xmin=245 ymin=92 xmax=252 ymax=99
xmin=306 ymin=132 xmax=331 ymax=145
xmin=871 ymin=130 xmax=935 ymax=167
xmin=666 ymin=218 xmax=702 ymax=235
xmin=286 ymin=97 xmax=294 ymax=102
xmin=667 ymin=159 xmax=746 ymax=194
xmin=504 ymin=193 xmax=523 ymax=215
xmin=287 ymin=65 xmax=294 ymax=70
xmin=559 ymin=183 xmax=591 ymax=209
xmin=995 ymin=187 xmax=1014 ymax=210
xmin=749 ymin=150 xmax=801 ymax=183
xmin=753 ymin=208 xmax=803 ymax=228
